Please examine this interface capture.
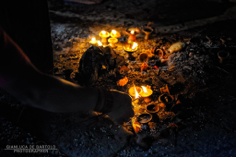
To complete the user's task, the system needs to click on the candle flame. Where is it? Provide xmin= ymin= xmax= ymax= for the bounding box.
xmin=131 ymin=30 xmax=135 ymax=34
xmin=132 ymin=42 xmax=138 ymax=50
xmin=134 ymin=85 xmax=141 ymax=99
xmin=112 ymin=30 xmax=117 ymax=35
xmin=97 ymin=40 xmax=102 ymax=46
xmin=141 ymin=86 xmax=148 ymax=94
xmin=101 ymin=31 xmax=106 ymax=35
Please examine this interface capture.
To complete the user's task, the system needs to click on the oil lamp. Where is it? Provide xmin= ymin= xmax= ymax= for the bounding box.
xmin=140 ymin=86 xmax=153 ymax=97
xmin=89 ymin=37 xmax=97 ymax=45
xmin=125 ymin=28 xmax=140 ymax=43
xmin=108 ymin=37 xmax=118 ymax=48
xmin=128 ymin=85 xmax=142 ymax=99
xmin=123 ymin=42 xmax=138 ymax=60
xmin=110 ymin=30 xmax=121 ymax=38
xmin=99 ymin=30 xmax=110 ymax=43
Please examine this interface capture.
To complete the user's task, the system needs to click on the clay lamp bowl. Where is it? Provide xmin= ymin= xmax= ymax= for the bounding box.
xmin=142 ymin=27 xmax=154 ymax=40
xmin=154 ymin=48 xmax=164 ymax=58
xmin=123 ymin=42 xmax=138 ymax=61
xmin=110 ymin=30 xmax=121 ymax=39
xmin=125 ymin=28 xmax=140 ymax=43
xmin=158 ymin=93 xmax=174 ymax=110
xmin=217 ymin=51 xmax=230 ymax=63
xmin=128 ymin=86 xmax=142 ymax=98
xmin=140 ymin=86 xmax=153 ymax=97
xmin=137 ymin=113 xmax=152 ymax=124
xmin=146 ymin=103 xmax=160 ymax=113
xmin=99 ymin=30 xmax=110 ymax=43
xmin=108 ymin=37 xmax=118 ymax=48
xmin=139 ymin=52 xmax=149 ymax=63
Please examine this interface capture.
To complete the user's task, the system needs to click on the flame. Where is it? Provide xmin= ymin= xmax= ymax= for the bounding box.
xmin=132 ymin=42 xmax=138 ymax=50
xmin=97 ymin=40 xmax=102 ymax=46
xmin=131 ymin=30 xmax=135 ymax=34
xmin=101 ymin=30 xmax=106 ymax=35
xmin=91 ymin=37 xmax=96 ymax=42
xmin=112 ymin=30 xmax=117 ymax=35
xmin=134 ymin=85 xmax=141 ymax=99
xmin=141 ymin=86 xmax=148 ymax=94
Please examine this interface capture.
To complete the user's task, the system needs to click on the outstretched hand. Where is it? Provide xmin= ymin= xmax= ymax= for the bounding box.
xmin=107 ymin=90 xmax=134 ymax=125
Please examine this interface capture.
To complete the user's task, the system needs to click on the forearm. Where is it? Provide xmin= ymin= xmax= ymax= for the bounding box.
xmin=2 ymin=71 xmax=99 ymax=113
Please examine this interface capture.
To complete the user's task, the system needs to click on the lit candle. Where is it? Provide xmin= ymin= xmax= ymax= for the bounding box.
xmin=99 ymin=30 xmax=110 ymax=43
xmin=111 ymin=30 xmax=121 ymax=38
xmin=89 ymin=37 xmax=97 ymax=45
xmin=108 ymin=37 xmax=118 ymax=48
xmin=140 ymin=86 xmax=153 ymax=97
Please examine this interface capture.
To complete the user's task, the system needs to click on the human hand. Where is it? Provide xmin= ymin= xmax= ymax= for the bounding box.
xmin=107 ymin=90 xmax=134 ymax=125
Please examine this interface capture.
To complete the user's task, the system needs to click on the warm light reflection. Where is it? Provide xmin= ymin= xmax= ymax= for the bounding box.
xmin=132 ymin=42 xmax=138 ymax=50
xmin=97 ymin=40 xmax=102 ymax=46
xmin=131 ymin=30 xmax=135 ymax=34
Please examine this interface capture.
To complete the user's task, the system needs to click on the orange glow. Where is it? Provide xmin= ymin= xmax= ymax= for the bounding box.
xmin=134 ymin=85 xmax=141 ymax=99
xmin=132 ymin=42 xmax=138 ymax=50
xmin=141 ymin=86 xmax=148 ymax=94
xmin=97 ymin=40 xmax=102 ymax=46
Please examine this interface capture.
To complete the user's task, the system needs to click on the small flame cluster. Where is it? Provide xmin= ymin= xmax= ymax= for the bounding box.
xmin=90 ymin=30 xmax=120 ymax=47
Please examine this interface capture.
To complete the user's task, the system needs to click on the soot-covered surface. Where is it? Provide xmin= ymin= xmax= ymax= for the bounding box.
xmin=1 ymin=0 xmax=236 ymax=157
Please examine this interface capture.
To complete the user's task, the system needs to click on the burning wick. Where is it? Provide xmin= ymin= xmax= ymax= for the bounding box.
xmin=140 ymin=86 xmax=153 ymax=97
xmin=89 ymin=37 xmax=97 ymax=45
xmin=97 ymin=40 xmax=102 ymax=46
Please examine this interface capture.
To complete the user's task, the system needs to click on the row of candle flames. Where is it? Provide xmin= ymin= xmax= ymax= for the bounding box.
xmin=89 ymin=30 xmax=138 ymax=51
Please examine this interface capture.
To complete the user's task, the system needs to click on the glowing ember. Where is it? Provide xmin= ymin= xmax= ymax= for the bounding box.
xmin=132 ymin=42 xmax=138 ymax=50
xmin=97 ymin=40 xmax=102 ymax=46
